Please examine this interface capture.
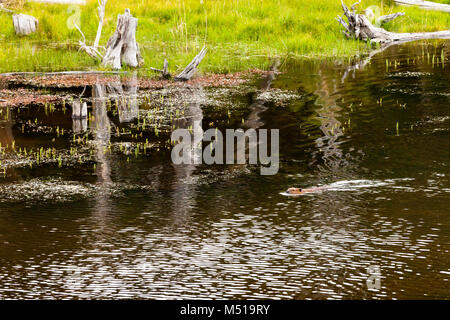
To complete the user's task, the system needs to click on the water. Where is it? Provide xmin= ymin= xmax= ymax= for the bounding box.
xmin=0 ymin=41 xmax=449 ymax=299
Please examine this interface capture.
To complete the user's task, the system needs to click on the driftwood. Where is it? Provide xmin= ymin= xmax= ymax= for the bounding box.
xmin=75 ymin=0 xmax=107 ymax=60
xmin=337 ymin=1 xmax=450 ymax=45
xmin=102 ymin=9 xmax=143 ymax=69
xmin=174 ymin=46 xmax=207 ymax=81
xmin=151 ymin=46 xmax=207 ymax=81
xmin=13 ymin=14 xmax=38 ymax=35
xmin=394 ymin=0 xmax=450 ymax=13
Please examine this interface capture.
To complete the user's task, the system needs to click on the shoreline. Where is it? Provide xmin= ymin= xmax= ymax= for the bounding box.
xmin=0 ymin=69 xmax=270 ymax=106
xmin=1 ymin=1 xmax=449 ymax=74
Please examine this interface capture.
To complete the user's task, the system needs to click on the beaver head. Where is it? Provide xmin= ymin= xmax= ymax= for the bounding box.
xmin=287 ymin=187 xmax=303 ymax=194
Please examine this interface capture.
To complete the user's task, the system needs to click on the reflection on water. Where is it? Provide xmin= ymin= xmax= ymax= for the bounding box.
xmin=314 ymin=67 xmax=348 ymax=174
xmin=0 ymin=107 xmax=13 ymax=147
xmin=0 ymin=41 xmax=449 ymax=299
xmin=171 ymin=85 xmax=205 ymax=221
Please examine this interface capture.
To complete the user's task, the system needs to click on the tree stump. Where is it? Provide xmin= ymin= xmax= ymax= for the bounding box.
xmin=13 ymin=14 xmax=38 ymax=36
xmin=102 ymin=9 xmax=143 ymax=70
xmin=337 ymin=1 xmax=450 ymax=45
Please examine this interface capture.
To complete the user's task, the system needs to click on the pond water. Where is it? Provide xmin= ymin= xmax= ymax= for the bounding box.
xmin=0 ymin=41 xmax=449 ymax=299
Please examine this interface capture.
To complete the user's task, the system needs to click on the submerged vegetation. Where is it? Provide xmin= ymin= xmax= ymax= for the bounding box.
xmin=0 ymin=0 xmax=449 ymax=74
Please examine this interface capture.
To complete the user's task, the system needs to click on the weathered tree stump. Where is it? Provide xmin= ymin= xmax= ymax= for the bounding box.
xmin=337 ymin=1 xmax=450 ymax=45
xmin=102 ymin=9 xmax=143 ymax=69
xmin=13 ymin=14 xmax=38 ymax=36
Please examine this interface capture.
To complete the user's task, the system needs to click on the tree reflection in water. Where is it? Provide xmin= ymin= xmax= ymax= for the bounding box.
xmin=170 ymin=86 xmax=206 ymax=224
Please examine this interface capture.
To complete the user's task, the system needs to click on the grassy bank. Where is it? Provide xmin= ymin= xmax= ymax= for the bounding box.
xmin=0 ymin=0 xmax=449 ymax=75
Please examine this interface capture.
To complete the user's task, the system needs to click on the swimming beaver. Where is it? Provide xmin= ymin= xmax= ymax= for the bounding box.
xmin=286 ymin=186 xmax=327 ymax=194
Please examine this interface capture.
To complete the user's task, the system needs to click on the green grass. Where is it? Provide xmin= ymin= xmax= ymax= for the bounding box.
xmin=0 ymin=0 xmax=449 ymax=75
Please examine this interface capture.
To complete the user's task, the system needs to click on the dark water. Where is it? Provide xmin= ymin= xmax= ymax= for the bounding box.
xmin=0 ymin=41 xmax=449 ymax=299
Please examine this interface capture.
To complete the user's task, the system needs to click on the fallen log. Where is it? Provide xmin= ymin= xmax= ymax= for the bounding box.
xmin=337 ymin=1 xmax=450 ymax=45
xmin=174 ymin=46 xmax=207 ymax=81
xmin=13 ymin=14 xmax=38 ymax=35
xmin=102 ymin=9 xmax=143 ymax=69
xmin=394 ymin=0 xmax=450 ymax=13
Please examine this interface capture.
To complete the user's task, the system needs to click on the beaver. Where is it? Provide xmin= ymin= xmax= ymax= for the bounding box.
xmin=286 ymin=186 xmax=327 ymax=195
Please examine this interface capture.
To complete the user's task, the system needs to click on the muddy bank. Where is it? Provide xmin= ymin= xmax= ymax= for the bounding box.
xmin=0 ymin=72 xmax=259 ymax=89
xmin=0 ymin=70 xmax=274 ymax=106
xmin=0 ymin=88 xmax=63 ymax=107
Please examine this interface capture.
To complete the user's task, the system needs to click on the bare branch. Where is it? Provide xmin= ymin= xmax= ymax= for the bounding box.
xmin=74 ymin=22 xmax=86 ymax=43
xmin=341 ymin=0 xmax=351 ymax=20
xmin=94 ymin=0 xmax=107 ymax=49
xmin=378 ymin=12 xmax=405 ymax=25
xmin=75 ymin=23 xmax=103 ymax=60
xmin=74 ymin=1 xmax=107 ymax=61
xmin=150 ymin=67 xmax=164 ymax=73
xmin=351 ymin=0 xmax=361 ymax=12
xmin=336 ymin=15 xmax=349 ymax=30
